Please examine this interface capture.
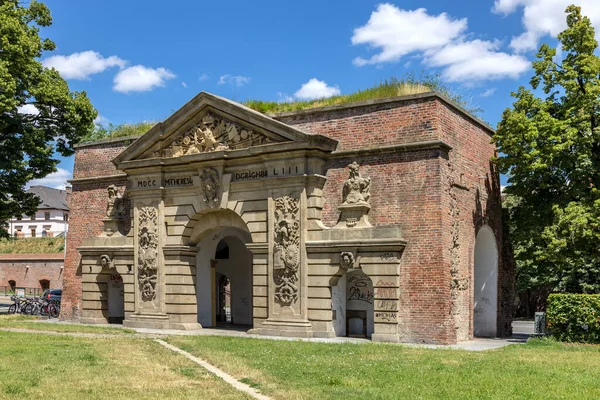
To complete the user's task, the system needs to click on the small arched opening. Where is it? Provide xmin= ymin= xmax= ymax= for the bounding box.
xmin=8 ymin=280 xmax=16 ymax=293
xmin=97 ymin=260 xmax=125 ymax=324
xmin=332 ymin=268 xmax=375 ymax=338
xmin=473 ymin=225 xmax=499 ymax=337
xmin=39 ymin=279 xmax=50 ymax=291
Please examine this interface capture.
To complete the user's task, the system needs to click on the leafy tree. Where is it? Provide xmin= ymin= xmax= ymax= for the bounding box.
xmin=495 ymin=5 xmax=600 ymax=295
xmin=0 ymin=0 xmax=96 ymax=237
xmin=80 ymin=121 xmax=157 ymax=143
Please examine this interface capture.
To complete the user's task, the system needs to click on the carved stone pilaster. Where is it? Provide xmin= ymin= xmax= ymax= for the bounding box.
xmin=137 ymin=206 xmax=159 ymax=303
xmin=273 ymin=196 xmax=300 ymax=306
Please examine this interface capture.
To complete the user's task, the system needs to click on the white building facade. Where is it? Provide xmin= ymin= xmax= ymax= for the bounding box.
xmin=7 ymin=186 xmax=70 ymax=238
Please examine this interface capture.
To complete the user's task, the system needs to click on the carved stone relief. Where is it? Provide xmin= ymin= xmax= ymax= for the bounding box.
xmin=152 ymin=113 xmax=276 ymax=158
xmin=342 ymin=162 xmax=371 ymax=205
xmin=99 ymin=254 xmax=114 ymax=269
xmin=200 ymin=168 xmax=220 ymax=208
xmin=137 ymin=206 xmax=159 ymax=302
xmin=340 ymin=252 xmax=356 ymax=270
xmin=106 ymin=185 xmax=124 ymax=220
xmin=273 ymin=196 xmax=300 ymax=306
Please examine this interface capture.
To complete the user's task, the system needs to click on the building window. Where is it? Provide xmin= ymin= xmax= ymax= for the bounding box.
xmin=8 ymin=280 xmax=16 ymax=292
xmin=30 ymin=228 xmax=36 ymax=238
xmin=30 ymin=214 xmax=35 ymax=221
xmin=63 ymin=213 xmax=69 ymax=221
xmin=41 ymin=230 xmax=47 ymax=237
xmin=44 ymin=212 xmax=50 ymax=220
xmin=16 ymin=216 xmax=21 ymax=221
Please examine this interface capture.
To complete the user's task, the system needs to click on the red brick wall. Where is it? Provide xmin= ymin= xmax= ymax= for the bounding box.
xmin=0 ymin=254 xmax=64 ymax=292
xmin=61 ymin=139 xmax=132 ymax=319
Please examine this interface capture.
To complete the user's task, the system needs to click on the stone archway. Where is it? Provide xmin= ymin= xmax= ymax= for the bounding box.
xmin=331 ymin=268 xmax=375 ymax=339
xmin=473 ymin=225 xmax=498 ymax=337
xmin=185 ymin=210 xmax=253 ymax=328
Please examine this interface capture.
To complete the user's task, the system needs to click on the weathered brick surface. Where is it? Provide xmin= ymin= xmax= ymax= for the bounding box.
xmin=60 ymin=140 xmax=132 ymax=320
xmin=63 ymin=94 xmax=512 ymax=343
xmin=0 ymin=254 xmax=64 ymax=291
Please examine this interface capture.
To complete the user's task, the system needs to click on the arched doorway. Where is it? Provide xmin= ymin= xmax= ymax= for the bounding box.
xmin=473 ymin=226 xmax=498 ymax=337
xmin=107 ymin=271 xmax=125 ymax=324
xmin=331 ymin=268 xmax=375 ymax=338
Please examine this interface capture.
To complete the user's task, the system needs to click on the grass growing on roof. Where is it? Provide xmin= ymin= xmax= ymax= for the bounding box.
xmin=166 ymin=335 xmax=600 ymax=400
xmin=0 ymin=237 xmax=65 ymax=254
xmin=243 ymin=74 xmax=480 ymax=115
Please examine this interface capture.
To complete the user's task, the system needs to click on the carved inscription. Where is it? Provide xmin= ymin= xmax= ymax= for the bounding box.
xmin=137 ymin=206 xmax=159 ymax=302
xmin=273 ymin=196 xmax=300 ymax=306
xmin=152 ymin=113 xmax=278 ymax=158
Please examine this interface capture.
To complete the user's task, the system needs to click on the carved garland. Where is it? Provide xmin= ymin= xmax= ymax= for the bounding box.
xmin=273 ymin=196 xmax=300 ymax=306
xmin=153 ymin=113 xmax=274 ymax=158
xmin=137 ymin=206 xmax=159 ymax=302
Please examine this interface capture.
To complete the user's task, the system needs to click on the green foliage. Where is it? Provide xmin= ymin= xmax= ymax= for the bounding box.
xmin=0 ymin=1 xmax=97 ymax=238
xmin=495 ymin=6 xmax=600 ymax=294
xmin=547 ymin=294 xmax=600 ymax=343
xmin=79 ymin=121 xmax=157 ymax=143
xmin=244 ymin=74 xmax=481 ymax=115
xmin=0 ymin=237 xmax=65 ymax=253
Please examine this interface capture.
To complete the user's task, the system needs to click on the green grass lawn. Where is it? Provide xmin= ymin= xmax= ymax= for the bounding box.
xmin=0 ymin=315 xmax=136 ymax=335
xmin=0 ymin=330 xmax=249 ymax=399
xmin=166 ymin=336 xmax=600 ymax=400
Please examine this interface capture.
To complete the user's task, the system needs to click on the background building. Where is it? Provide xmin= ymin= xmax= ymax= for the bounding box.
xmin=7 ymin=186 xmax=70 ymax=238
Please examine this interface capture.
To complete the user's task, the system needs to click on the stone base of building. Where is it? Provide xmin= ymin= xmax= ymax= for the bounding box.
xmin=249 ymin=320 xmax=314 ymax=338
xmin=123 ymin=314 xmax=171 ymax=330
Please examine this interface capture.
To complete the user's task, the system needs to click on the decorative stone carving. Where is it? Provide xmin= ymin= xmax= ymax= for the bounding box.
xmin=153 ymin=113 xmax=275 ymax=158
xmin=342 ymin=162 xmax=371 ymax=205
xmin=273 ymin=196 xmax=300 ymax=306
xmin=200 ymin=168 xmax=220 ymax=208
xmin=106 ymin=185 xmax=124 ymax=220
xmin=340 ymin=252 xmax=355 ymax=269
xmin=99 ymin=254 xmax=114 ymax=269
xmin=335 ymin=162 xmax=372 ymax=229
xmin=137 ymin=206 xmax=159 ymax=302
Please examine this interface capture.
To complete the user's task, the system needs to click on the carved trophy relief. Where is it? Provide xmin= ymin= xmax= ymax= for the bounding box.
xmin=273 ymin=196 xmax=300 ymax=306
xmin=137 ymin=206 xmax=159 ymax=302
xmin=106 ymin=185 xmax=124 ymax=220
xmin=200 ymin=168 xmax=220 ymax=208
xmin=342 ymin=162 xmax=371 ymax=205
xmin=152 ymin=113 xmax=276 ymax=158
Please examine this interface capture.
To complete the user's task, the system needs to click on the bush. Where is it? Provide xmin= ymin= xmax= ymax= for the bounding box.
xmin=546 ymin=294 xmax=600 ymax=343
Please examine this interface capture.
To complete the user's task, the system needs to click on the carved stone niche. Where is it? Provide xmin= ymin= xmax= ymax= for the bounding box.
xmin=334 ymin=162 xmax=372 ymax=229
xmin=102 ymin=185 xmax=125 ymax=237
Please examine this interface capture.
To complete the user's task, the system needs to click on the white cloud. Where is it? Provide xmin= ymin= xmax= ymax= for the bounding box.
xmin=94 ymin=114 xmax=109 ymax=125
xmin=218 ymin=74 xmax=251 ymax=87
xmin=294 ymin=78 xmax=341 ymax=100
xmin=277 ymin=92 xmax=295 ymax=103
xmin=493 ymin=0 xmax=600 ymax=52
xmin=42 ymin=50 xmax=126 ymax=80
xmin=198 ymin=73 xmax=209 ymax=81
xmin=480 ymin=88 xmax=497 ymax=97
xmin=113 ymin=65 xmax=176 ymax=93
xmin=426 ymin=39 xmax=530 ymax=82
xmin=27 ymin=168 xmax=71 ymax=190
xmin=352 ymin=4 xmax=467 ymax=66
xmin=17 ymin=104 xmax=39 ymax=115
xmin=352 ymin=4 xmax=530 ymax=82
xmin=181 ymin=81 xmax=188 ymax=88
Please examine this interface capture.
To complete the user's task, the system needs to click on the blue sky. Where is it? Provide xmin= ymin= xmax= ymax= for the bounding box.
xmin=25 ymin=0 xmax=600 ymax=189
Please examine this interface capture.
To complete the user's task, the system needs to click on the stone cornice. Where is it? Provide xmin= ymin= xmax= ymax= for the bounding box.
xmin=330 ymin=140 xmax=452 ymax=158
xmin=68 ymin=174 xmax=128 ymax=186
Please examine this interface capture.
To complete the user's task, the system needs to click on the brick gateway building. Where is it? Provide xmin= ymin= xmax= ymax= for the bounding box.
xmin=62 ymin=92 xmax=513 ymax=344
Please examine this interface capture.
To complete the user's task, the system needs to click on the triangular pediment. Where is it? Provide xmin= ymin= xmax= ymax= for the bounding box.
xmin=113 ymin=92 xmax=337 ymax=165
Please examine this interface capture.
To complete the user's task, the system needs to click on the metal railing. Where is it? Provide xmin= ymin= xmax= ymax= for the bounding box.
xmin=0 ymin=286 xmax=42 ymax=297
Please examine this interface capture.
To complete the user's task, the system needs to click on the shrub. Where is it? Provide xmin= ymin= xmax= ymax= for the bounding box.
xmin=546 ymin=294 xmax=600 ymax=344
